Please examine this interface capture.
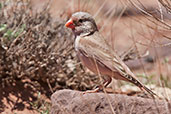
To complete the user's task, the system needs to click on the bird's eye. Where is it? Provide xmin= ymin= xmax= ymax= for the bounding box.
xmin=78 ymin=19 xmax=83 ymax=23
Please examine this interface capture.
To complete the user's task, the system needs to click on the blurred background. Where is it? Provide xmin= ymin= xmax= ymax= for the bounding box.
xmin=0 ymin=0 xmax=171 ymax=113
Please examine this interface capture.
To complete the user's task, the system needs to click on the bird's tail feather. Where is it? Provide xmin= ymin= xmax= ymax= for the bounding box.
xmin=140 ymin=85 xmax=159 ymax=98
xmin=125 ymin=74 xmax=158 ymax=98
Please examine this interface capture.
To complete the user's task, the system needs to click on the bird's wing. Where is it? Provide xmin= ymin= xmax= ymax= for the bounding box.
xmin=77 ymin=32 xmax=139 ymax=81
xmin=77 ymin=32 xmax=158 ymax=97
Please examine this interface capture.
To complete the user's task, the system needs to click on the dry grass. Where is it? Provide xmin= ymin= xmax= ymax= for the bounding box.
xmin=0 ymin=0 xmax=171 ymax=113
xmin=65 ymin=0 xmax=171 ymax=113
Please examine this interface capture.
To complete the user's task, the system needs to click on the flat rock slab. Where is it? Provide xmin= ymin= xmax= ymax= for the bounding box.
xmin=51 ymin=89 xmax=171 ymax=114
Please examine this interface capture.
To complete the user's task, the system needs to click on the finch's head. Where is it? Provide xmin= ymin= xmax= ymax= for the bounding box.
xmin=65 ymin=12 xmax=98 ymax=36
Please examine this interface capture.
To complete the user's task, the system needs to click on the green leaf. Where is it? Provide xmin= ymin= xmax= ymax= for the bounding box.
xmin=3 ymin=29 xmax=13 ymax=39
xmin=0 ymin=3 xmax=2 ymax=10
xmin=13 ymin=24 xmax=26 ymax=38
xmin=0 ymin=24 xmax=7 ymax=32
xmin=164 ymin=57 xmax=169 ymax=63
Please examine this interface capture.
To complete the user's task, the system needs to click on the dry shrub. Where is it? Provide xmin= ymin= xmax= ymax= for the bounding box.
xmin=0 ymin=0 xmax=99 ymax=92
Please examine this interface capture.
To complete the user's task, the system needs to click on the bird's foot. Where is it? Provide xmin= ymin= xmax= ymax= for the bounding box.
xmin=82 ymin=85 xmax=103 ymax=94
xmin=82 ymin=88 xmax=100 ymax=94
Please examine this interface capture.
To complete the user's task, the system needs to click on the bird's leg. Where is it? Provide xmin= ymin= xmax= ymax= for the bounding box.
xmin=82 ymin=76 xmax=112 ymax=94
xmin=103 ymin=76 xmax=112 ymax=88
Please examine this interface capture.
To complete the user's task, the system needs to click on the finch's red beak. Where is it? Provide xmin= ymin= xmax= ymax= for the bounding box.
xmin=65 ymin=19 xmax=75 ymax=29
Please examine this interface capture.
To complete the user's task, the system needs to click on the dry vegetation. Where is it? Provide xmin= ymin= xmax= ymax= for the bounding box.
xmin=0 ymin=1 xmax=100 ymax=113
xmin=0 ymin=0 xmax=171 ymax=114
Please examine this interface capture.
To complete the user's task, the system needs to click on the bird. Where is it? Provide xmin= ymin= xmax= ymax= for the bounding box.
xmin=65 ymin=12 xmax=157 ymax=97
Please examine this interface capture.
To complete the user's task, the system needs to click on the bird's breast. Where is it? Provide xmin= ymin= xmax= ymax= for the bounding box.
xmin=74 ymin=36 xmax=81 ymax=52
xmin=77 ymin=50 xmax=114 ymax=76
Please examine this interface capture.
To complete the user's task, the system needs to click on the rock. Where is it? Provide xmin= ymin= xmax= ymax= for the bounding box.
xmin=51 ymin=89 xmax=171 ymax=114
